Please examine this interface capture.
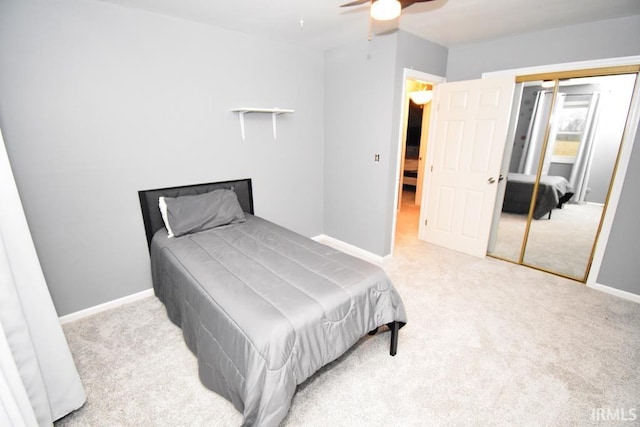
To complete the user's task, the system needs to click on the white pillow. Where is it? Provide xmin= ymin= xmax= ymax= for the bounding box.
xmin=158 ymin=196 xmax=175 ymax=238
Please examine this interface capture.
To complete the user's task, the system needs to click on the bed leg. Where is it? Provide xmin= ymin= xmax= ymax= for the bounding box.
xmin=387 ymin=322 xmax=399 ymax=356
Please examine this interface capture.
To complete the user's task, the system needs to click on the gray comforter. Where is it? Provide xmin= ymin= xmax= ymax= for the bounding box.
xmin=150 ymin=214 xmax=407 ymax=426
xmin=503 ymin=173 xmax=573 ymax=219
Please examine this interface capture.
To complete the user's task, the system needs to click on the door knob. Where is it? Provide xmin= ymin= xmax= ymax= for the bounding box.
xmin=488 ymin=177 xmax=496 ymax=184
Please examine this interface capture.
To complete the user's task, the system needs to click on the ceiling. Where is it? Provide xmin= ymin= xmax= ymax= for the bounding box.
xmin=97 ymin=0 xmax=640 ymax=50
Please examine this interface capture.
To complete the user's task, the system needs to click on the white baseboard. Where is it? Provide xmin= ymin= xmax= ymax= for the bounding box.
xmin=312 ymin=234 xmax=386 ymax=265
xmin=588 ymin=282 xmax=640 ymax=304
xmin=58 ymin=234 xmax=384 ymax=325
xmin=59 ymin=288 xmax=154 ymax=324
xmin=58 ymin=236 xmax=385 ymax=325
xmin=58 ymin=255 xmax=636 ymax=327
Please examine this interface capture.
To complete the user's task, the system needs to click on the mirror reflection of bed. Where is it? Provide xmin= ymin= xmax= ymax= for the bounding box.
xmin=488 ymin=73 xmax=637 ymax=281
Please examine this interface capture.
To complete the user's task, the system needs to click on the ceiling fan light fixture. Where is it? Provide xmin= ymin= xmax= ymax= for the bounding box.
xmin=370 ymin=0 xmax=401 ymax=21
xmin=410 ymin=90 xmax=433 ymax=105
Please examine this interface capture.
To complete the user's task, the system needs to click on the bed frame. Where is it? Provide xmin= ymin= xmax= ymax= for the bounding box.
xmin=137 ymin=178 xmax=400 ymax=356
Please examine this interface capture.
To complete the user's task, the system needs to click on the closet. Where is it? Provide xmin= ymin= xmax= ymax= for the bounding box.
xmin=488 ymin=68 xmax=638 ymax=281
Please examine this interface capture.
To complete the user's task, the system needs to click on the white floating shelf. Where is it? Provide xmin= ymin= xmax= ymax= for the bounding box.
xmin=231 ymin=107 xmax=294 ymax=140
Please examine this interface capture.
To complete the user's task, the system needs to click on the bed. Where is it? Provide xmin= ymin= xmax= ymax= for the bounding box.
xmin=138 ymin=179 xmax=407 ymax=426
xmin=502 ymin=173 xmax=574 ymax=220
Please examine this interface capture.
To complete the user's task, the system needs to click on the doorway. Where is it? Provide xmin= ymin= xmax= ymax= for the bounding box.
xmin=487 ymin=70 xmax=638 ymax=282
xmin=392 ymin=69 xmax=445 ymax=250
xmin=400 ymin=80 xmax=431 ymax=203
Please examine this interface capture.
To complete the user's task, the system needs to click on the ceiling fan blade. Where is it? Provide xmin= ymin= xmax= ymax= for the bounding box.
xmin=399 ymin=0 xmax=436 ymax=8
xmin=340 ymin=0 xmax=370 ymax=7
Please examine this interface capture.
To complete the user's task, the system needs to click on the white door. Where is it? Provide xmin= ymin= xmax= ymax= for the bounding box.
xmin=419 ymin=77 xmax=515 ymax=257
xmin=415 ymin=102 xmax=431 ymax=206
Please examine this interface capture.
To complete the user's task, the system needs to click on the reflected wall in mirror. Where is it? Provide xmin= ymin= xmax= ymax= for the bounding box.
xmin=488 ymin=73 xmax=637 ymax=281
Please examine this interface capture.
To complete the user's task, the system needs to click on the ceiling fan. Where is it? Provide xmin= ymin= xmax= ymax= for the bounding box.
xmin=340 ymin=0 xmax=436 ymax=21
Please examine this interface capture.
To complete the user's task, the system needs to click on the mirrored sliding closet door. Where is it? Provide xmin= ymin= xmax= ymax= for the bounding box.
xmin=488 ymin=71 xmax=638 ymax=281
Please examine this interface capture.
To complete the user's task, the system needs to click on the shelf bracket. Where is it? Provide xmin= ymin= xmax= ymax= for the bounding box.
xmin=231 ymin=107 xmax=294 ymax=141
xmin=237 ymin=111 xmax=247 ymax=140
xmin=272 ymin=111 xmax=279 ymax=139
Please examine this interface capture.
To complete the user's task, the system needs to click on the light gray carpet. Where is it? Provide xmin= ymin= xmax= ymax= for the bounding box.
xmin=55 ymin=196 xmax=640 ymax=426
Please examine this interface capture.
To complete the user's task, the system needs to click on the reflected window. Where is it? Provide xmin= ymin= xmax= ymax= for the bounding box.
xmin=552 ymin=100 xmax=590 ymax=163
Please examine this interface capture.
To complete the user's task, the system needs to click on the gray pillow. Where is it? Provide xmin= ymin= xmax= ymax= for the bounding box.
xmin=160 ymin=189 xmax=246 ymax=237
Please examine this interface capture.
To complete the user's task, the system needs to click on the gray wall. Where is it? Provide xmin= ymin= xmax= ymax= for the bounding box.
xmin=447 ymin=15 xmax=640 ymax=82
xmin=323 ymin=30 xmax=447 ymax=256
xmin=446 ymin=15 xmax=640 ymax=295
xmin=323 ymin=34 xmax=398 ymax=256
xmin=598 ymin=125 xmax=640 ymax=295
xmin=0 ymin=0 xmax=325 ymax=315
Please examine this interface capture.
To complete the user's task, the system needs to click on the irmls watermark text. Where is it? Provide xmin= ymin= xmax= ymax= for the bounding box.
xmin=591 ymin=408 xmax=637 ymax=422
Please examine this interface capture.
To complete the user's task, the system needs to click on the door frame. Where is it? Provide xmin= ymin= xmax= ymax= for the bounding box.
xmin=390 ymin=68 xmax=446 ymax=256
xmin=483 ymin=55 xmax=640 ymax=290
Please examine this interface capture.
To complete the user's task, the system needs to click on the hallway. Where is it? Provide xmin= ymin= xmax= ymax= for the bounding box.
xmin=396 ymin=188 xmax=421 ymax=244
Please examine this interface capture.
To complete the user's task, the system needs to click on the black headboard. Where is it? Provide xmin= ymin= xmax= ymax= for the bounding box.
xmin=138 ymin=178 xmax=254 ymax=250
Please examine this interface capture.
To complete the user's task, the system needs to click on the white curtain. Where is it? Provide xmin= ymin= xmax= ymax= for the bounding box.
xmin=568 ymin=93 xmax=601 ymax=203
xmin=0 ymin=128 xmax=86 ymax=426
xmin=519 ymin=90 xmax=555 ymax=175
